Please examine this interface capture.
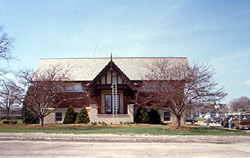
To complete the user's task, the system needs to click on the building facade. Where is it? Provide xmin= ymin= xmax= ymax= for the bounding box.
xmin=34 ymin=57 xmax=189 ymax=124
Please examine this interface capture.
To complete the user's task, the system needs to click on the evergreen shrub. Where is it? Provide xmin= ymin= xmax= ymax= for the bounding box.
xmin=149 ymin=108 xmax=161 ymax=124
xmin=63 ymin=105 xmax=76 ymax=124
xmin=134 ymin=107 xmax=150 ymax=123
xmin=75 ymin=105 xmax=90 ymax=124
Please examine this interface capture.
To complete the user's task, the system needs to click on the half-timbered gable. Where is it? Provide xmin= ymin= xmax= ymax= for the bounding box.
xmin=88 ymin=60 xmax=136 ymax=91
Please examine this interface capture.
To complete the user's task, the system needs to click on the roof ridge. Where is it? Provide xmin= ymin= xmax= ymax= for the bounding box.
xmin=40 ymin=57 xmax=187 ymax=60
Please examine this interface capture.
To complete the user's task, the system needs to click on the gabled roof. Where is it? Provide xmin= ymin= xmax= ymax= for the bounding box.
xmin=88 ymin=60 xmax=136 ymax=90
xmin=35 ymin=57 xmax=189 ymax=81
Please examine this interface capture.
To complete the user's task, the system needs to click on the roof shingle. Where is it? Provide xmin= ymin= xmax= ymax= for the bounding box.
xmin=35 ymin=57 xmax=189 ymax=81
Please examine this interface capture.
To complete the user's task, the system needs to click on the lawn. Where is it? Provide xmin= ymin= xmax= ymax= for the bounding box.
xmin=195 ymin=117 xmax=204 ymax=121
xmin=0 ymin=124 xmax=249 ymax=135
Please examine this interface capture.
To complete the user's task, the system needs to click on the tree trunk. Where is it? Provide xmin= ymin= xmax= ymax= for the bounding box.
xmin=177 ymin=115 xmax=181 ymax=127
xmin=39 ymin=117 xmax=44 ymax=126
xmin=6 ymin=108 xmax=10 ymax=120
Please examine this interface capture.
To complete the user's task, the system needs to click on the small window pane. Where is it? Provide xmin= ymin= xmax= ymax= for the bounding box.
xmin=57 ymin=85 xmax=64 ymax=91
xmin=105 ymin=95 xmax=112 ymax=114
xmin=65 ymin=84 xmax=73 ymax=91
xmin=56 ymin=113 xmax=62 ymax=121
xmin=164 ymin=112 xmax=171 ymax=121
xmin=74 ymin=84 xmax=83 ymax=91
xmin=116 ymin=94 xmax=120 ymax=114
xmin=113 ymin=94 xmax=120 ymax=114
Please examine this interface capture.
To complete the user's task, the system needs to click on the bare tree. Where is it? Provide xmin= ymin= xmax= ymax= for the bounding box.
xmin=138 ymin=58 xmax=227 ymax=127
xmin=200 ymin=102 xmax=228 ymax=114
xmin=0 ymin=26 xmax=14 ymax=78
xmin=229 ymin=96 xmax=250 ymax=112
xmin=0 ymin=79 xmax=22 ymax=119
xmin=0 ymin=26 xmax=13 ymax=61
xmin=18 ymin=65 xmax=74 ymax=126
xmin=200 ymin=102 xmax=218 ymax=113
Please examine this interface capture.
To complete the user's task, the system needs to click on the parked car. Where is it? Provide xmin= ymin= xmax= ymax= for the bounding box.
xmin=186 ymin=118 xmax=198 ymax=124
xmin=221 ymin=117 xmax=228 ymax=127
xmin=211 ymin=117 xmax=221 ymax=123
xmin=221 ymin=113 xmax=250 ymax=129
xmin=204 ymin=118 xmax=211 ymax=123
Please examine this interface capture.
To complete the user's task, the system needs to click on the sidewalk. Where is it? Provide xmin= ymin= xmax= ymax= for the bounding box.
xmin=1 ymin=133 xmax=250 ymax=157
xmin=1 ymin=132 xmax=250 ymax=144
xmin=198 ymin=121 xmax=222 ymax=127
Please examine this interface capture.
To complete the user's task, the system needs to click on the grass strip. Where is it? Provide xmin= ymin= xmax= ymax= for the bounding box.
xmin=0 ymin=124 xmax=249 ymax=136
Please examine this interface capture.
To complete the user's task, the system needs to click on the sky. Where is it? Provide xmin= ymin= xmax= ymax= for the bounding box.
xmin=0 ymin=0 xmax=250 ymax=104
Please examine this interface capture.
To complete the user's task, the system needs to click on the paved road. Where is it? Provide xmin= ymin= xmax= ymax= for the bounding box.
xmin=0 ymin=133 xmax=250 ymax=158
xmin=197 ymin=121 xmax=222 ymax=127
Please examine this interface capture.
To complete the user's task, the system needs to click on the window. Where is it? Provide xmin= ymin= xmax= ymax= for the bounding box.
xmin=56 ymin=113 xmax=62 ymax=121
xmin=65 ymin=84 xmax=73 ymax=91
xmin=105 ymin=94 xmax=120 ymax=114
xmin=74 ymin=84 xmax=83 ymax=92
xmin=233 ymin=115 xmax=239 ymax=120
xmin=241 ymin=115 xmax=250 ymax=119
xmin=105 ymin=95 xmax=112 ymax=114
xmin=139 ymin=83 xmax=168 ymax=92
xmin=57 ymin=85 xmax=64 ymax=91
xmin=64 ymin=83 xmax=83 ymax=92
xmin=114 ymin=94 xmax=120 ymax=113
xmin=164 ymin=112 xmax=171 ymax=121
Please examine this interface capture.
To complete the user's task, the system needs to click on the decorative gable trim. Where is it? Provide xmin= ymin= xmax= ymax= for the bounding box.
xmin=88 ymin=61 xmax=136 ymax=90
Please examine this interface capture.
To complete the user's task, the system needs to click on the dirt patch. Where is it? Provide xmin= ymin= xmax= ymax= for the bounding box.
xmin=25 ymin=125 xmax=58 ymax=129
xmin=163 ymin=126 xmax=191 ymax=130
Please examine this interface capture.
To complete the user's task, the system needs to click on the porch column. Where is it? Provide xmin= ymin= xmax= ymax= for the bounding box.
xmin=90 ymin=104 xmax=98 ymax=123
xmin=127 ymin=104 xmax=134 ymax=122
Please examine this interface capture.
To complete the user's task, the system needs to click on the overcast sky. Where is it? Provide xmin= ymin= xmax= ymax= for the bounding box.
xmin=0 ymin=0 xmax=250 ymax=104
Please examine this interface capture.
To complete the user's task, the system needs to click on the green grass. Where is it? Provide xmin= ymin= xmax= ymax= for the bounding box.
xmin=195 ymin=117 xmax=204 ymax=121
xmin=0 ymin=124 xmax=249 ymax=135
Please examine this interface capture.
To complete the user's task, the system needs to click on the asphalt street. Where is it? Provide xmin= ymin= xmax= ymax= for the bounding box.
xmin=197 ymin=121 xmax=223 ymax=127
xmin=0 ymin=133 xmax=250 ymax=158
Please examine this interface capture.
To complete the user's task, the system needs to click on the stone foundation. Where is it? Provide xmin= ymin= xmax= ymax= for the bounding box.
xmin=90 ymin=104 xmax=134 ymax=124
